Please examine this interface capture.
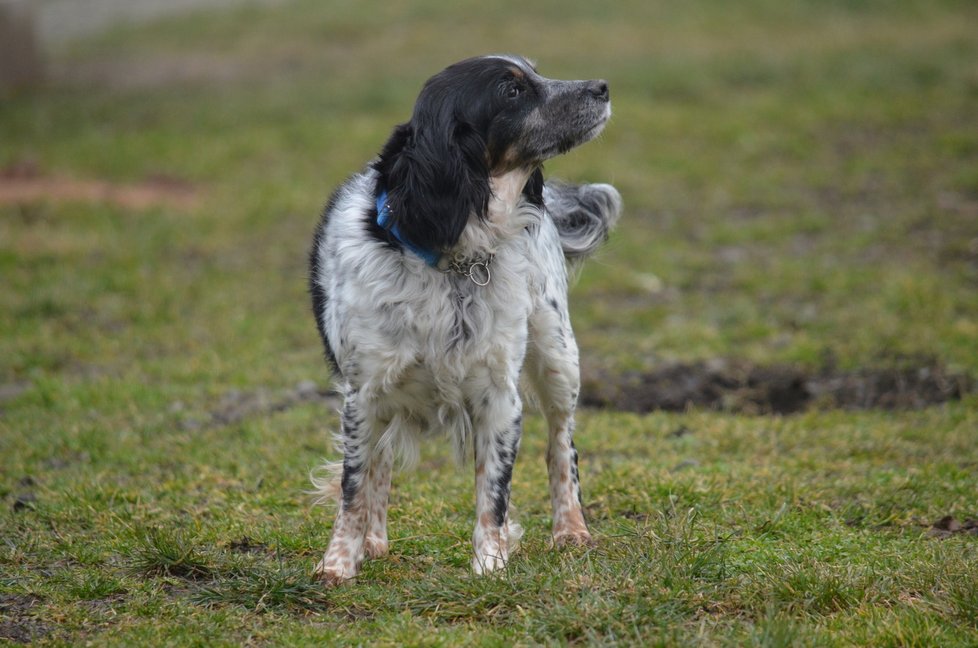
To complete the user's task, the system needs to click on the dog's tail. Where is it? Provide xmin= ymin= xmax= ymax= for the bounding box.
xmin=545 ymin=181 xmax=622 ymax=269
xmin=309 ymin=458 xmax=343 ymax=507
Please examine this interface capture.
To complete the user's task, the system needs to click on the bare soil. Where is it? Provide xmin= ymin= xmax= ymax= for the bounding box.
xmin=580 ymin=357 xmax=972 ymax=415
xmin=927 ymin=515 xmax=978 ymax=538
xmin=0 ymin=161 xmax=198 ymax=210
xmin=0 ymin=595 xmax=49 ymax=644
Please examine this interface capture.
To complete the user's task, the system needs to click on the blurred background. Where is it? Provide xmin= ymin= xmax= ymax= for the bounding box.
xmin=2 ymin=0 xmax=977 ymax=406
xmin=2 ymin=3 xmax=977 ymax=642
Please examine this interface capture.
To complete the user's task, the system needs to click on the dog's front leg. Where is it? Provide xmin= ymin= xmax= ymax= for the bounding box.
xmin=472 ymin=403 xmax=523 ymax=575
xmin=314 ymin=392 xmax=373 ymax=586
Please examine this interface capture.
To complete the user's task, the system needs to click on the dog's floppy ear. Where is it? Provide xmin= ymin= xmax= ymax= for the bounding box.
xmin=373 ymin=113 xmax=491 ymax=253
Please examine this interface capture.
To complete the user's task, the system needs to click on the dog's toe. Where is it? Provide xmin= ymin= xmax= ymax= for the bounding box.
xmin=313 ymin=558 xmax=358 ymax=587
xmin=363 ymin=537 xmax=389 ymax=559
xmin=472 ymin=553 xmax=508 ymax=575
xmin=553 ymin=530 xmax=595 ymax=548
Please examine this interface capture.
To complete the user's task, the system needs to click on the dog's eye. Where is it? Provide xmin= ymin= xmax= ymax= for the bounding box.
xmin=506 ymin=84 xmax=523 ymax=99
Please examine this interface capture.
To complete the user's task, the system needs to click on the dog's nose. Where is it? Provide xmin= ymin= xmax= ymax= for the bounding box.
xmin=586 ymin=80 xmax=609 ymax=102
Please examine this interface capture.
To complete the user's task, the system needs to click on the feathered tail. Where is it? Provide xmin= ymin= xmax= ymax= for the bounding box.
xmin=544 ymin=181 xmax=622 ymax=269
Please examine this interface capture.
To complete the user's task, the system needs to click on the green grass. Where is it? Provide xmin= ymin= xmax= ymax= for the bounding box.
xmin=2 ymin=0 xmax=977 ymax=644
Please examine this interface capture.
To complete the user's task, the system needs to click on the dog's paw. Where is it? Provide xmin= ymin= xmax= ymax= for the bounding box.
xmin=363 ymin=536 xmax=389 ymax=559
xmin=471 ymin=551 xmax=508 ymax=575
xmin=553 ymin=530 xmax=595 ymax=548
xmin=313 ymin=557 xmax=359 ymax=587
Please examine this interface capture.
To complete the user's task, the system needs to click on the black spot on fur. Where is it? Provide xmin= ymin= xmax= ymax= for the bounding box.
xmin=340 ymin=459 xmax=362 ymax=509
xmin=555 ymin=327 xmax=567 ymax=349
xmin=569 ymin=439 xmax=583 ymax=505
xmin=339 ymin=398 xmax=365 ymax=509
xmin=491 ymin=415 xmax=523 ymax=526
xmin=449 ymin=287 xmax=473 ymax=345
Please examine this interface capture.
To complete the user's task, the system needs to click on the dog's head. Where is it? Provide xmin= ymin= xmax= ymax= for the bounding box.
xmin=373 ymin=55 xmax=611 ymax=253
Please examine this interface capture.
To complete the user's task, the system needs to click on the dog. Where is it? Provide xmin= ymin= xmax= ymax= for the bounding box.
xmin=308 ymin=55 xmax=621 ymax=585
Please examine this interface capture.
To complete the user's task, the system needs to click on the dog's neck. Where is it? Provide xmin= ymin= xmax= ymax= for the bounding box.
xmin=488 ymin=167 xmax=535 ymax=227
xmin=449 ymin=167 xmax=539 ymax=261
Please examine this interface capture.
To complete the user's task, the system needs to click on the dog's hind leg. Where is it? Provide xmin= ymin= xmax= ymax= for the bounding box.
xmin=363 ymin=445 xmax=392 ymax=559
xmin=526 ymin=296 xmax=593 ymax=548
xmin=314 ymin=390 xmax=375 ymax=585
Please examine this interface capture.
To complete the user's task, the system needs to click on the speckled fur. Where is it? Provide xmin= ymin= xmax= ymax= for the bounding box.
xmin=308 ymin=55 xmax=621 ymax=585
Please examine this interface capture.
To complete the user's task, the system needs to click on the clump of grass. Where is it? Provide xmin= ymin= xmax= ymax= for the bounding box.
xmin=645 ymin=507 xmax=731 ymax=586
xmin=192 ymin=564 xmax=331 ymax=613
xmin=748 ymin=606 xmax=807 ymax=648
xmin=399 ymin=571 xmax=526 ymax=625
xmin=64 ymin=573 xmax=128 ymax=601
xmin=769 ymin=561 xmax=863 ymax=615
xmin=130 ymin=527 xmax=214 ymax=580
xmin=947 ymin=573 xmax=978 ymax=630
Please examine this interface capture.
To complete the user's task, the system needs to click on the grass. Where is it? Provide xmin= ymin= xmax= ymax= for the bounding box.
xmin=1 ymin=0 xmax=977 ymax=644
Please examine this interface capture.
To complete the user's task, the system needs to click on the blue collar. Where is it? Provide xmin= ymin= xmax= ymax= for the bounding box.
xmin=376 ymin=190 xmax=441 ymax=267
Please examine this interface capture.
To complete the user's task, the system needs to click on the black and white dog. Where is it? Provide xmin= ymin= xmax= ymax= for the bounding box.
xmin=308 ymin=55 xmax=621 ymax=584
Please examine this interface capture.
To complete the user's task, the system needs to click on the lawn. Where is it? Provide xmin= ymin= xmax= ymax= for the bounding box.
xmin=2 ymin=0 xmax=977 ymax=645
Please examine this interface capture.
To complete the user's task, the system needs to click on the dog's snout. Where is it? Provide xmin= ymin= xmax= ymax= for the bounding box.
xmin=587 ymin=80 xmax=609 ymax=102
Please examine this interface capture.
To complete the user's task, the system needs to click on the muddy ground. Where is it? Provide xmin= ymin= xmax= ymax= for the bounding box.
xmin=580 ymin=357 xmax=973 ymax=415
xmin=0 ymin=595 xmax=48 ymax=644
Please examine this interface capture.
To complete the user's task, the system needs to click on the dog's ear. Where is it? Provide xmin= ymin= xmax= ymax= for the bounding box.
xmin=373 ymin=115 xmax=491 ymax=253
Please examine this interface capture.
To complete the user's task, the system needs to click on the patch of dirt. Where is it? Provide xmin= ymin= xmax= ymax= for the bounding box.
xmin=227 ymin=536 xmax=271 ymax=554
xmin=11 ymin=492 xmax=37 ymax=512
xmin=580 ymin=358 xmax=972 ymax=415
xmin=0 ymin=595 xmax=49 ymax=644
xmin=79 ymin=593 xmax=129 ymax=613
xmin=927 ymin=515 xmax=978 ymax=539
xmin=179 ymin=381 xmax=340 ymax=430
xmin=0 ymin=161 xmax=198 ymax=211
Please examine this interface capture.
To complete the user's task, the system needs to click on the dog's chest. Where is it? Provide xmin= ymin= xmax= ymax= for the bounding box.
xmin=357 ymin=259 xmax=533 ymax=393
xmin=349 ymin=269 xmax=531 ymax=430
xmin=412 ymin=269 xmax=531 ymax=361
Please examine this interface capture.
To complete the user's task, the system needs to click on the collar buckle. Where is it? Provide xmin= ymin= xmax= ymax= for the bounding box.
xmin=444 ymin=253 xmax=494 ymax=286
